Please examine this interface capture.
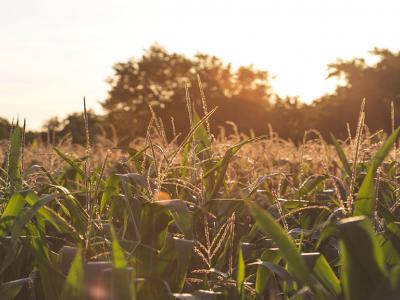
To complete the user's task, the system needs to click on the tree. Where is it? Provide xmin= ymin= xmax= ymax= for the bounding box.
xmin=0 ymin=117 xmax=10 ymax=140
xmin=102 ymin=44 xmax=274 ymax=141
xmin=311 ymin=48 xmax=400 ymax=138
xmin=39 ymin=112 xmax=105 ymax=145
xmin=59 ymin=111 xmax=105 ymax=145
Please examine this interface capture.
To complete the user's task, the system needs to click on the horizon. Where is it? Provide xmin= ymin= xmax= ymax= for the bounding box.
xmin=1 ymin=0 xmax=400 ymax=130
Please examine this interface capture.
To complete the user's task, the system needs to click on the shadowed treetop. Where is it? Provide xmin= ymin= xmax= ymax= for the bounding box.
xmin=102 ymin=44 xmax=274 ymax=140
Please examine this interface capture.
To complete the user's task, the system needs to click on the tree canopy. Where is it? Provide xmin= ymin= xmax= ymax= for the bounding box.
xmin=310 ymin=48 xmax=400 ymax=138
xmin=102 ymin=44 xmax=274 ymax=140
xmin=5 ymin=46 xmax=399 ymax=145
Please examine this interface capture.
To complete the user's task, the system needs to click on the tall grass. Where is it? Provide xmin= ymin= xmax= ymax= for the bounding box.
xmin=0 ymin=95 xmax=400 ymax=300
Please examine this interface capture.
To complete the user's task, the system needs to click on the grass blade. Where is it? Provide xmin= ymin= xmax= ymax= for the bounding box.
xmin=354 ymin=127 xmax=400 ymax=216
xmin=338 ymin=216 xmax=387 ymax=300
xmin=111 ymin=225 xmax=135 ymax=300
xmin=245 ymin=200 xmax=312 ymax=285
xmin=60 ymin=247 xmax=85 ymax=300
xmin=7 ymin=124 xmax=22 ymax=193
xmin=331 ymin=134 xmax=352 ymax=176
xmin=236 ymin=244 xmax=245 ymax=299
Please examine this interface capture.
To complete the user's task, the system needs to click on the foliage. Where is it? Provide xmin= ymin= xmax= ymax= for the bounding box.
xmin=311 ymin=48 xmax=400 ymax=139
xmin=102 ymin=44 xmax=274 ymax=140
xmin=1 ymin=94 xmax=400 ymax=300
xmin=8 ymin=47 xmax=400 ymax=146
xmin=0 ymin=117 xmax=11 ymax=141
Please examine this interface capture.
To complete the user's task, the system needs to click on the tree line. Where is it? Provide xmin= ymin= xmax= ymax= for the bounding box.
xmin=4 ymin=45 xmax=400 ymax=144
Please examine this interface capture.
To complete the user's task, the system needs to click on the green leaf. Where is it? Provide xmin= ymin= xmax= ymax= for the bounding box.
xmin=29 ymin=224 xmax=64 ymax=300
xmin=25 ymin=192 xmax=75 ymax=234
xmin=156 ymin=199 xmax=193 ymax=238
xmin=100 ymin=175 xmax=120 ymax=215
xmin=385 ymin=222 xmax=400 ymax=258
xmin=7 ymin=124 xmax=22 ymax=192
xmin=254 ymin=248 xmax=281 ymax=294
xmin=295 ymin=175 xmax=328 ymax=199
xmin=179 ymin=142 xmax=191 ymax=181
xmin=52 ymin=185 xmax=89 ymax=234
xmin=110 ymin=225 xmax=135 ymax=300
xmin=117 ymin=146 xmax=149 ymax=174
xmin=302 ymin=253 xmax=341 ymax=296
xmin=53 ymin=147 xmax=84 ymax=177
xmin=354 ymin=127 xmax=400 ymax=216
xmin=389 ymin=263 xmax=400 ymax=290
xmin=140 ymin=203 xmax=171 ymax=251
xmin=1 ymin=193 xmax=25 ymax=221
xmin=0 ymin=278 xmax=30 ymax=300
xmin=0 ymin=194 xmax=59 ymax=274
xmin=338 ymin=216 xmax=387 ymax=300
xmin=117 ymin=174 xmax=142 ymax=243
xmin=193 ymin=110 xmax=211 ymax=150
xmin=111 ymin=225 xmax=128 ymax=269
xmin=60 ymin=247 xmax=85 ymax=300
xmin=245 ymin=200 xmax=312 ymax=285
xmin=11 ymin=193 xmax=57 ymax=237
xmin=174 ymin=238 xmax=194 ymax=291
xmin=154 ymin=236 xmax=194 ymax=292
xmin=192 ymin=110 xmax=214 ymax=194
xmin=236 ymin=245 xmax=245 ymax=297
xmin=206 ymin=137 xmax=262 ymax=199
xmin=330 ymin=134 xmax=352 ymax=176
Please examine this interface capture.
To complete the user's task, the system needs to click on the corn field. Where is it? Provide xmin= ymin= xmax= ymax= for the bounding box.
xmin=1 ymin=102 xmax=400 ymax=300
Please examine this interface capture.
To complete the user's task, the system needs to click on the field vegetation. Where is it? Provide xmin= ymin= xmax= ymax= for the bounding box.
xmin=1 ymin=92 xmax=400 ymax=300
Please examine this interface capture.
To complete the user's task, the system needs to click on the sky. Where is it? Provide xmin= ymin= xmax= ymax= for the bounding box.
xmin=1 ymin=0 xmax=400 ymax=130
